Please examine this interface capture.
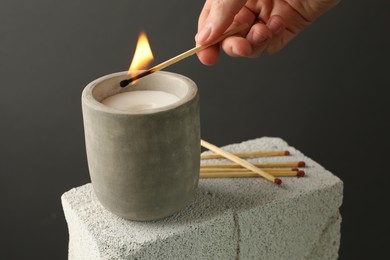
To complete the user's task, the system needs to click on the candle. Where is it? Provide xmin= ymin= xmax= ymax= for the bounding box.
xmin=102 ymin=90 xmax=180 ymax=112
xmin=82 ymin=71 xmax=200 ymax=220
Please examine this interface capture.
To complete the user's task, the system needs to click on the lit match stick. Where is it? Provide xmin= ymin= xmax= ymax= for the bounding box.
xmin=120 ymin=23 xmax=249 ymax=87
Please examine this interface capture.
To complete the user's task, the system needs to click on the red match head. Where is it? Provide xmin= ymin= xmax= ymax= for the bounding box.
xmin=298 ymin=161 xmax=306 ymax=167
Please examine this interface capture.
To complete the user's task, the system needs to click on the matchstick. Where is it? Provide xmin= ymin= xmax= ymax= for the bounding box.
xmin=200 ymin=139 xmax=282 ymax=185
xmin=201 ymin=161 xmax=306 ymax=168
xmin=201 ymin=150 xmax=290 ymax=160
xmin=120 ymin=23 xmax=249 ymax=87
xmin=200 ymin=168 xmax=299 ymax=173
xmin=200 ymin=170 xmax=305 ymax=179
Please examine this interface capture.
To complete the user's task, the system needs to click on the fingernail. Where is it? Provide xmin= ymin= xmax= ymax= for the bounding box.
xmin=268 ymin=20 xmax=283 ymax=35
xmin=195 ymin=23 xmax=212 ymax=43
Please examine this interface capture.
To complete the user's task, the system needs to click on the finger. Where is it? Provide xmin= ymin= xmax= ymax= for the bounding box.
xmin=225 ymin=5 xmax=257 ymax=36
xmin=221 ymin=8 xmax=271 ymax=58
xmin=221 ymin=24 xmax=272 ymax=58
xmin=265 ymin=15 xmax=286 ymax=54
xmin=198 ymin=0 xmax=212 ymax=29
xmin=196 ymin=1 xmax=253 ymax=65
xmin=267 ymin=15 xmax=284 ymax=37
xmin=195 ymin=0 xmax=248 ymax=44
xmin=196 ymin=44 xmax=220 ymax=66
xmin=196 ymin=0 xmax=217 ymax=65
xmin=221 ymin=36 xmax=252 ymax=57
xmin=245 ymin=22 xmax=273 ymax=57
xmin=256 ymin=0 xmax=309 ymax=55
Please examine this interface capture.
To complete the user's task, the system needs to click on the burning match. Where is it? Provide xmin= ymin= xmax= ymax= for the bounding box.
xmin=120 ymin=23 xmax=249 ymax=88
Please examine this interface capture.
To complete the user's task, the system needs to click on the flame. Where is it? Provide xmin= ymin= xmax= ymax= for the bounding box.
xmin=128 ymin=31 xmax=154 ymax=75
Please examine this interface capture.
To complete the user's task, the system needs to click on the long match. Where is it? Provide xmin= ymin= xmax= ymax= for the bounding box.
xmin=200 ymin=139 xmax=282 ymax=185
xmin=200 ymin=168 xmax=300 ymax=173
xmin=201 ymin=150 xmax=290 ymax=160
xmin=120 ymin=23 xmax=249 ymax=87
xmin=200 ymin=170 xmax=305 ymax=179
xmin=201 ymin=161 xmax=306 ymax=168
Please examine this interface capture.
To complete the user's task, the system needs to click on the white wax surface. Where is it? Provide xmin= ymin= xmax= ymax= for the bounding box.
xmin=101 ymin=90 xmax=180 ymax=112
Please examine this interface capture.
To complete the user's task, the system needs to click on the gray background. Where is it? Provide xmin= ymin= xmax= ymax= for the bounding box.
xmin=1 ymin=0 xmax=389 ymax=259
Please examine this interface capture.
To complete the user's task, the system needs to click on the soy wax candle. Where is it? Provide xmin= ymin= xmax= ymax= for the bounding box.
xmin=82 ymin=71 xmax=200 ymax=221
xmin=102 ymin=90 xmax=180 ymax=112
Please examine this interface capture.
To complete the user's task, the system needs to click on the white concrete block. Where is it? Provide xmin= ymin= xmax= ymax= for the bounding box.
xmin=62 ymin=137 xmax=343 ymax=259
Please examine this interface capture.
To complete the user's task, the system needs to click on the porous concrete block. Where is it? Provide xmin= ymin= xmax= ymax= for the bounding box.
xmin=62 ymin=137 xmax=343 ymax=259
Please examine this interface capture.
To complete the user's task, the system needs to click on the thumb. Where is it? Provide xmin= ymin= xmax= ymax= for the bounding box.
xmin=196 ymin=0 xmax=248 ymax=44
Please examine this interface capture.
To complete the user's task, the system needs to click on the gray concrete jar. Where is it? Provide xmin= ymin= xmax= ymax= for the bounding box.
xmin=81 ymin=71 xmax=200 ymax=221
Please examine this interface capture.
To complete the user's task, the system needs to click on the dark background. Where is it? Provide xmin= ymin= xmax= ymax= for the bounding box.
xmin=1 ymin=0 xmax=389 ymax=259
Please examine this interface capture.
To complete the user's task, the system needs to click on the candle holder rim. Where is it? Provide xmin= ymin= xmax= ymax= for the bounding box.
xmin=82 ymin=71 xmax=198 ymax=115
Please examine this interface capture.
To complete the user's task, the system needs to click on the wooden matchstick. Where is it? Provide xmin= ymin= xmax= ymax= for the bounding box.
xmin=201 ymin=150 xmax=290 ymax=160
xmin=200 ymin=170 xmax=305 ymax=179
xmin=200 ymin=139 xmax=282 ymax=185
xmin=201 ymin=161 xmax=306 ymax=168
xmin=120 ymin=23 xmax=249 ymax=87
xmin=200 ymin=168 xmax=299 ymax=173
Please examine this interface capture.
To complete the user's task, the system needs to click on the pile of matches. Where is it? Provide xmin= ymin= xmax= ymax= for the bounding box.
xmin=200 ymin=140 xmax=306 ymax=185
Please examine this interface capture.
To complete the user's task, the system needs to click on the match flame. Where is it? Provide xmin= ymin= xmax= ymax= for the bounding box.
xmin=128 ymin=31 xmax=154 ymax=75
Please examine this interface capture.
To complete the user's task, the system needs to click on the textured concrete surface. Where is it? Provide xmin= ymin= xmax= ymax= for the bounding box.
xmin=62 ymin=137 xmax=343 ymax=259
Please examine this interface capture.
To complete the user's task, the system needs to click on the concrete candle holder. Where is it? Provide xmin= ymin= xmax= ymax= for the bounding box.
xmin=81 ymin=71 xmax=200 ymax=221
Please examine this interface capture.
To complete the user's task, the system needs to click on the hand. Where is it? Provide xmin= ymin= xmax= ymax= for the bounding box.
xmin=195 ymin=0 xmax=341 ymax=65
